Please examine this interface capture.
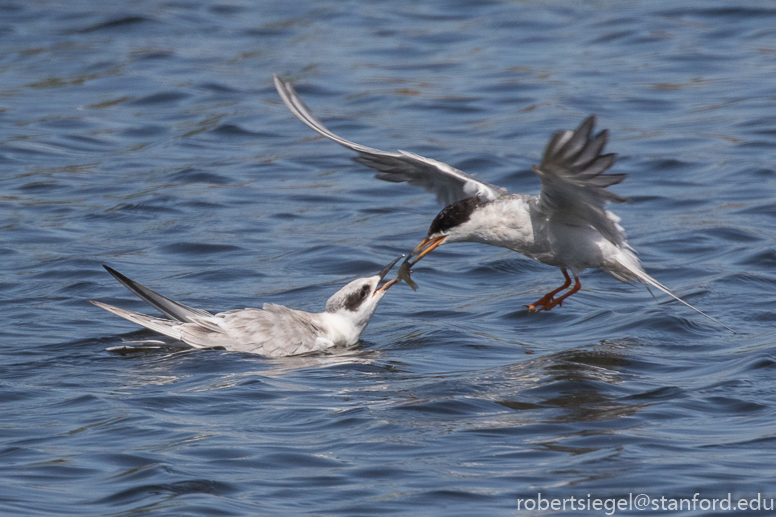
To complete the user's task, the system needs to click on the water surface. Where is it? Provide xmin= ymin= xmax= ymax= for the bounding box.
xmin=2 ymin=1 xmax=776 ymax=515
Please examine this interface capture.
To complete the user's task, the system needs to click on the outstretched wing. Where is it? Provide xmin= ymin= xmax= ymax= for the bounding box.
xmin=532 ymin=115 xmax=628 ymax=247
xmin=274 ymin=74 xmax=506 ymax=206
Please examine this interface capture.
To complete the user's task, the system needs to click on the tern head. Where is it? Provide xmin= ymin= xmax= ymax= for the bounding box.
xmin=404 ymin=197 xmax=487 ymax=267
xmin=324 ymin=256 xmax=402 ymax=327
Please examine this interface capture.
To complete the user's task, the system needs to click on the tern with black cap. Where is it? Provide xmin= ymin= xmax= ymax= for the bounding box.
xmin=274 ymin=74 xmax=733 ymax=332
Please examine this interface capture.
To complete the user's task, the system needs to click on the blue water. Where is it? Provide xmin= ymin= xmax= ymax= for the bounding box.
xmin=2 ymin=1 xmax=776 ymax=515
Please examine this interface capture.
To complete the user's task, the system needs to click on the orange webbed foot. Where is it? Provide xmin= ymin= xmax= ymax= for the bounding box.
xmin=526 ymin=269 xmax=573 ymax=313
xmin=527 ymin=293 xmax=557 ymax=312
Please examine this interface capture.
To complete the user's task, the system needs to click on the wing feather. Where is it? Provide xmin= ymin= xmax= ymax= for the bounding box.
xmin=532 ymin=115 xmax=628 ymax=247
xmin=274 ymin=74 xmax=505 ymax=205
xmin=102 ymin=265 xmax=214 ymax=323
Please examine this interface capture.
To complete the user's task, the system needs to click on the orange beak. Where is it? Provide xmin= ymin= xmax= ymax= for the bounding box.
xmin=373 ymin=277 xmax=400 ymax=295
xmin=408 ymin=235 xmax=447 ymax=265
xmin=391 ymin=235 xmax=448 ymax=292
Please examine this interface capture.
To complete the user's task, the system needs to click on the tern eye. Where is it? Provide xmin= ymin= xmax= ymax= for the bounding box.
xmin=343 ymin=283 xmax=373 ymax=311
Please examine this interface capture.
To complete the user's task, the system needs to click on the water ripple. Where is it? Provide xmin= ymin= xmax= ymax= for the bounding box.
xmin=3 ymin=0 xmax=776 ymax=515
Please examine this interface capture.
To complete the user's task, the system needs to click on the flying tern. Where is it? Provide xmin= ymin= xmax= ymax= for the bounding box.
xmin=91 ymin=257 xmax=403 ymax=356
xmin=274 ymin=74 xmax=733 ymax=332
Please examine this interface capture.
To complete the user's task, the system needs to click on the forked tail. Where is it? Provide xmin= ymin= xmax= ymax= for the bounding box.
xmin=616 ymin=258 xmax=735 ymax=333
xmin=90 ymin=300 xmax=186 ymax=342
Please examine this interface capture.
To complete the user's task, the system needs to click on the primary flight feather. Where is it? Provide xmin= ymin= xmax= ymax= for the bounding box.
xmin=274 ymin=74 xmax=733 ymax=332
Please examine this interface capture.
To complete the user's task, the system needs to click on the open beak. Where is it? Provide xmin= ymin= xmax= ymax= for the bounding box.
xmin=373 ymin=255 xmax=404 ymax=296
xmin=374 ymin=277 xmax=400 ymax=295
xmin=392 ymin=235 xmax=447 ymax=292
xmin=405 ymin=235 xmax=447 ymax=267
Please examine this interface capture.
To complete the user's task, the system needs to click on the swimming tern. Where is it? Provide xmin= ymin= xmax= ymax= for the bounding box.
xmin=91 ymin=257 xmax=403 ymax=356
xmin=274 ymin=74 xmax=733 ymax=332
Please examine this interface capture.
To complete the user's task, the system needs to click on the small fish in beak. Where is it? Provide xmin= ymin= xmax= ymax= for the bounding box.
xmin=396 ymin=262 xmax=418 ymax=291
xmin=396 ymin=235 xmax=448 ymax=291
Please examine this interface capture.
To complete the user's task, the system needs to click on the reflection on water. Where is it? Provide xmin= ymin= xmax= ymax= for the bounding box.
xmin=491 ymin=341 xmax=642 ymax=424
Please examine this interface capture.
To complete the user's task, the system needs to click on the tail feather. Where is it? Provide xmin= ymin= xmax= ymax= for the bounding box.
xmin=616 ymin=260 xmax=735 ymax=333
xmin=90 ymin=300 xmax=207 ymax=345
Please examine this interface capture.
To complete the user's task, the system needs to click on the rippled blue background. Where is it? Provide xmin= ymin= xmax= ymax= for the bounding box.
xmin=3 ymin=1 xmax=776 ymax=515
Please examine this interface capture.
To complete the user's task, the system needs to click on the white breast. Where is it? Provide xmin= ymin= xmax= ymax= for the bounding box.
xmin=450 ymin=195 xmax=536 ymax=251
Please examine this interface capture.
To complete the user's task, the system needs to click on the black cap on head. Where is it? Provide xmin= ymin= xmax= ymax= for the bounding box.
xmin=427 ymin=197 xmax=486 ymax=236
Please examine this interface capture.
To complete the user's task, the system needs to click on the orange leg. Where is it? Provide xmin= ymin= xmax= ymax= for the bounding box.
xmin=540 ymin=274 xmax=581 ymax=311
xmin=528 ymin=269 xmax=572 ymax=312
